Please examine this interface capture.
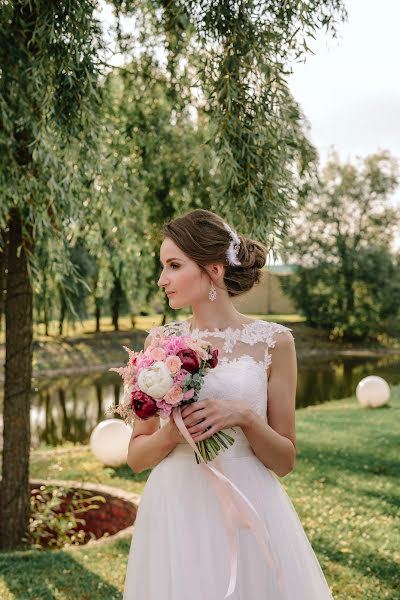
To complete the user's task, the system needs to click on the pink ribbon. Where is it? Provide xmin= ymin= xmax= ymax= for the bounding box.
xmin=173 ymin=406 xmax=285 ymax=598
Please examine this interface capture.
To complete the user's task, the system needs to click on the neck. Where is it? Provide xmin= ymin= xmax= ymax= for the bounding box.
xmin=189 ymin=302 xmax=247 ymax=331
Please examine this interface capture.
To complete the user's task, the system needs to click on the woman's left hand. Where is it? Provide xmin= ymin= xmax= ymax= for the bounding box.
xmin=181 ymin=398 xmax=249 ymax=443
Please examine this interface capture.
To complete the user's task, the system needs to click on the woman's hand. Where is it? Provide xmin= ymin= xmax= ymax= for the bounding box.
xmin=181 ymin=398 xmax=250 ymax=443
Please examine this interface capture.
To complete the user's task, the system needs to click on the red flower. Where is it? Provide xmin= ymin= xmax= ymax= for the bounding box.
xmin=131 ymin=390 xmax=158 ymax=419
xmin=176 ymin=348 xmax=201 ymax=374
xmin=207 ymin=348 xmax=219 ymax=369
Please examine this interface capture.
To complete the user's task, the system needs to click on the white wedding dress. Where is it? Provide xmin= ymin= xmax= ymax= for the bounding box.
xmin=123 ymin=319 xmax=335 ymax=599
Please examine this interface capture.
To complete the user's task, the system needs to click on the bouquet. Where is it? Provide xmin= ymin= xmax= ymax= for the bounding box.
xmin=107 ymin=330 xmax=236 ymax=463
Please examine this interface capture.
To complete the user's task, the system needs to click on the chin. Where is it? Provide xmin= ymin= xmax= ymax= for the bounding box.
xmin=168 ymin=296 xmax=186 ymax=310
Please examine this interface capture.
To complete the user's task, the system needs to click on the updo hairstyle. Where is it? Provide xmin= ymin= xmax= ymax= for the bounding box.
xmin=162 ymin=209 xmax=268 ymax=297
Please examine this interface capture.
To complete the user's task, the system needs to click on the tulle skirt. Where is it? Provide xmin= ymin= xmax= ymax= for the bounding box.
xmin=123 ymin=442 xmax=335 ymax=600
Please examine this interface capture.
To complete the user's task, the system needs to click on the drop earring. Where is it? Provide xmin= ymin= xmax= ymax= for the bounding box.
xmin=209 ymin=282 xmax=217 ymax=302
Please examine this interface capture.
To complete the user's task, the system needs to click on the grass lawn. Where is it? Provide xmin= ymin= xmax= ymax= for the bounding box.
xmin=0 ymin=387 xmax=399 ymax=599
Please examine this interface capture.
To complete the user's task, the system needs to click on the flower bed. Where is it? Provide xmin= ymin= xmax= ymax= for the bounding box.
xmin=28 ymin=479 xmax=140 ymax=548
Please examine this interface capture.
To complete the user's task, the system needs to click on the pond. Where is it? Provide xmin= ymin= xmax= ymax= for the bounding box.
xmin=1 ymin=353 xmax=399 ymax=448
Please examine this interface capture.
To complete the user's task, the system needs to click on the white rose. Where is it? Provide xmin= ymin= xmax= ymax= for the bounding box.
xmin=137 ymin=361 xmax=174 ymax=399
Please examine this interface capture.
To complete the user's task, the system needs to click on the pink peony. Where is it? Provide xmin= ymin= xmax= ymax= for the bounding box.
xmin=136 ymin=353 xmax=156 ymax=370
xmin=164 ymin=335 xmax=190 ymax=356
xmin=163 ymin=384 xmax=184 ymax=406
xmin=165 ymin=355 xmax=182 ymax=375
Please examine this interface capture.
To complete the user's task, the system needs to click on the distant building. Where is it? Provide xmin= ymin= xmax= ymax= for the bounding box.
xmin=232 ymin=264 xmax=297 ymax=315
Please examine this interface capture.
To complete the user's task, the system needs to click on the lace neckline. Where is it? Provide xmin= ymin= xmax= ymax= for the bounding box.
xmin=181 ymin=318 xmax=260 ymax=336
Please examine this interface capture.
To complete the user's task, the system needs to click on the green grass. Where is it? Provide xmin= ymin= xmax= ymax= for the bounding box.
xmin=1 ymin=388 xmax=399 ymax=599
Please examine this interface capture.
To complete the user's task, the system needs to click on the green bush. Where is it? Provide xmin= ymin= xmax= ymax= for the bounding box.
xmin=281 ymin=247 xmax=400 ymax=340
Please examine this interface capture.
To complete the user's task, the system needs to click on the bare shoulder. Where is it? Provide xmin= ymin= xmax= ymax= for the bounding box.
xmin=265 ymin=322 xmax=297 ymax=381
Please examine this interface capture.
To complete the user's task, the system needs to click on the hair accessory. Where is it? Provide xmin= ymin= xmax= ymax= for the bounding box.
xmin=223 ymin=222 xmax=241 ymax=266
xmin=209 ymin=282 xmax=217 ymax=301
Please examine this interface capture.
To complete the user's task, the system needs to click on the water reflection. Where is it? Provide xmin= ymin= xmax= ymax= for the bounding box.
xmin=29 ymin=372 xmax=123 ymax=448
xmin=1 ymin=354 xmax=399 ymax=448
xmin=296 ymin=354 xmax=400 ymax=408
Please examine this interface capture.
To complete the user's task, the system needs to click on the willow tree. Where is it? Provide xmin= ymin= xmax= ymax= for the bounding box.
xmin=114 ymin=0 xmax=347 ymax=251
xmin=0 ymin=0 xmax=347 ymax=549
xmin=0 ymin=1 xmax=103 ymax=549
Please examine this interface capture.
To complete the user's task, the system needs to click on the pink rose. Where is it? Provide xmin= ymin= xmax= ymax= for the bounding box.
xmin=150 ymin=347 xmax=166 ymax=361
xmin=163 ymin=384 xmax=184 ymax=406
xmin=165 ymin=355 xmax=182 ymax=375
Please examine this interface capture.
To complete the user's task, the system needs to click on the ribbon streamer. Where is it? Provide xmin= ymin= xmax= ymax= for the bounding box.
xmin=173 ymin=407 xmax=285 ymax=598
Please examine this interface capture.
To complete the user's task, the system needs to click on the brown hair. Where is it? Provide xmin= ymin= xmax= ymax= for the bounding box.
xmin=162 ymin=209 xmax=268 ymax=297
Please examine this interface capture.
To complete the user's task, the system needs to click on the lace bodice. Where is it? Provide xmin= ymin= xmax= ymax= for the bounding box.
xmin=147 ymin=318 xmax=294 ymax=448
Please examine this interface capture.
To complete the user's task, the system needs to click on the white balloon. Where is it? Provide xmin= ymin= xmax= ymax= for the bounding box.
xmin=90 ymin=419 xmax=133 ymax=467
xmin=356 ymin=376 xmax=391 ymax=408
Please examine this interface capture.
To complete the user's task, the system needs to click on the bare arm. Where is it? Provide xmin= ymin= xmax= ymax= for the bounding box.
xmin=126 ymin=333 xmax=182 ymax=474
xmin=127 ymin=421 xmax=180 ymax=473
xmin=240 ymin=330 xmax=297 ymax=478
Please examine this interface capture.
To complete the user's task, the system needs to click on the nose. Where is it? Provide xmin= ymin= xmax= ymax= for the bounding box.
xmin=158 ymin=271 xmax=169 ymax=288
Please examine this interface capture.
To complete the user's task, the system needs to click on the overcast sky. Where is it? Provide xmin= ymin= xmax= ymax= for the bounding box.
xmin=289 ymin=0 xmax=400 ymax=168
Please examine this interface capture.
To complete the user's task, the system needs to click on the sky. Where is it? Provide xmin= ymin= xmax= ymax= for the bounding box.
xmin=289 ymin=0 xmax=400 ymax=250
xmin=289 ymin=0 xmax=400 ymax=168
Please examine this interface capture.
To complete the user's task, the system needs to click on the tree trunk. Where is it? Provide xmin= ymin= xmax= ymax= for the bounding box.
xmin=42 ymin=272 xmax=50 ymax=337
xmin=95 ymin=380 xmax=103 ymax=421
xmin=59 ymin=293 xmax=66 ymax=336
xmin=0 ymin=208 xmax=34 ymax=549
xmin=95 ymin=303 xmax=101 ymax=333
xmin=0 ymin=229 xmax=7 ymax=334
xmin=110 ymin=273 xmax=122 ymax=332
xmin=44 ymin=303 xmax=49 ymax=337
xmin=58 ymin=387 xmax=71 ymax=441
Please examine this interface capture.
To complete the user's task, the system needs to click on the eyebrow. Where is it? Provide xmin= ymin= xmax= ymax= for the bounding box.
xmin=159 ymin=258 xmax=182 ymax=264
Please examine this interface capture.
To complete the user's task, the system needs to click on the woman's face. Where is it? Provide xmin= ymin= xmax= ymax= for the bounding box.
xmin=158 ymin=238 xmax=211 ymax=309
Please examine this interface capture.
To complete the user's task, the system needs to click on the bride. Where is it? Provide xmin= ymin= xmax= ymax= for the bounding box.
xmin=123 ymin=208 xmax=335 ymax=599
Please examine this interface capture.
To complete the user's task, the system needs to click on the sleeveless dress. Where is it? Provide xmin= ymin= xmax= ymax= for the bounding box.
xmin=123 ymin=319 xmax=335 ymax=600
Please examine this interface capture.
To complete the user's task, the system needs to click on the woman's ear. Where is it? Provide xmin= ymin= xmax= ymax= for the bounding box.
xmin=207 ymin=263 xmax=224 ymax=281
